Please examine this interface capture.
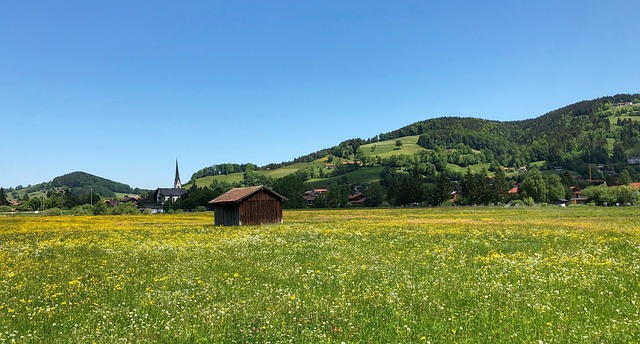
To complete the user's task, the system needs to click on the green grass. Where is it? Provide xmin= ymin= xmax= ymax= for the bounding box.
xmin=607 ymin=109 xmax=640 ymax=127
xmin=261 ymin=158 xmax=328 ymax=179
xmin=114 ymin=193 xmax=138 ymax=199
xmin=1 ymin=208 xmax=640 ymax=342
xmin=361 ymin=135 xmax=427 ymax=158
xmin=304 ymin=167 xmax=384 ymax=188
xmin=447 ymin=163 xmax=491 ymax=174
xmin=607 ymin=138 xmax=616 ymax=156
xmin=8 ymin=190 xmax=48 ymax=202
xmin=188 ymin=159 xmax=329 ymax=188
xmin=189 ymin=172 xmax=246 ymax=187
xmin=624 ymin=142 xmax=640 ymax=157
xmin=189 ymin=136 xmax=427 ymax=188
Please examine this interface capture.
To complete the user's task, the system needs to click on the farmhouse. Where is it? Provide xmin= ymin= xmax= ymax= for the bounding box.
xmin=628 ymin=157 xmax=640 ymax=164
xmin=348 ymin=192 xmax=367 ymax=205
xmin=302 ymin=188 xmax=329 ymax=205
xmin=209 ymin=185 xmax=287 ymax=226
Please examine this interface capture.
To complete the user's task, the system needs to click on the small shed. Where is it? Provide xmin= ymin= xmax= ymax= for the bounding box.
xmin=209 ymin=185 xmax=287 ymax=226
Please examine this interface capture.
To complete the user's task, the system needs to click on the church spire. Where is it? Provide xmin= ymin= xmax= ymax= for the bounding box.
xmin=174 ymin=159 xmax=182 ymax=188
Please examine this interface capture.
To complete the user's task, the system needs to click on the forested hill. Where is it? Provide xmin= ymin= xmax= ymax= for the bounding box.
xmin=50 ymin=171 xmax=133 ymax=197
xmin=268 ymin=93 xmax=640 ymax=170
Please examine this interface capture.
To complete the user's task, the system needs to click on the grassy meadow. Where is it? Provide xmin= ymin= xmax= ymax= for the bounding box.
xmin=1 ymin=207 xmax=639 ymax=343
xmin=361 ymin=135 xmax=426 ymax=159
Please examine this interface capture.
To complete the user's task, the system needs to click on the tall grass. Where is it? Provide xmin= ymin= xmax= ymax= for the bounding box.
xmin=1 ymin=207 xmax=639 ymax=342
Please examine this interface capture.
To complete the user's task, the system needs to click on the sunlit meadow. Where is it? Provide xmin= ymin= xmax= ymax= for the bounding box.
xmin=1 ymin=207 xmax=639 ymax=343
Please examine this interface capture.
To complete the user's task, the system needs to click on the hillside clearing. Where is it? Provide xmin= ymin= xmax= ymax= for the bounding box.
xmin=361 ymin=135 xmax=426 ymax=158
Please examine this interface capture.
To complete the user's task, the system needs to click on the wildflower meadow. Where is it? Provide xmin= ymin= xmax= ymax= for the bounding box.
xmin=1 ymin=207 xmax=639 ymax=343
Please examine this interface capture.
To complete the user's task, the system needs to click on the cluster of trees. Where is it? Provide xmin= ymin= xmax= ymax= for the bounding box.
xmin=50 ymin=172 xmax=133 ymax=198
xmin=0 ymin=192 xmax=144 ymax=215
xmin=354 ymin=166 xmax=638 ymax=208
xmin=517 ymin=169 xmax=568 ymax=204
xmin=376 ymin=166 xmax=508 ymax=207
xmin=189 ymin=163 xmax=256 ymax=181
xmin=581 ymin=184 xmax=638 ymax=206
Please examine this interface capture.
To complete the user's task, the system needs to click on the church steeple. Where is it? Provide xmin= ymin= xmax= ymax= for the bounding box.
xmin=174 ymin=159 xmax=182 ymax=189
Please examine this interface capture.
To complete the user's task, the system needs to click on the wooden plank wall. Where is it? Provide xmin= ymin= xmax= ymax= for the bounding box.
xmin=213 ymin=204 xmax=240 ymax=226
xmin=238 ymin=191 xmax=283 ymax=225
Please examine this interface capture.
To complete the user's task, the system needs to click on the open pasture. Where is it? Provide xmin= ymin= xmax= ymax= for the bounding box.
xmin=1 ymin=207 xmax=639 ymax=342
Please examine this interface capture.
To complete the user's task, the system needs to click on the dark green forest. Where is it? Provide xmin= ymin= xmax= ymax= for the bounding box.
xmin=50 ymin=171 xmax=133 ymax=197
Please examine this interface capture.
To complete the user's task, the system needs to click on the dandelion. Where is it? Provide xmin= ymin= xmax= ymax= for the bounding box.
xmin=1 ymin=208 xmax=639 ymax=342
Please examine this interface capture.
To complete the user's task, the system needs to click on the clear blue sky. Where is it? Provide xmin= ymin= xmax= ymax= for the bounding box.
xmin=2 ymin=1 xmax=639 ymax=189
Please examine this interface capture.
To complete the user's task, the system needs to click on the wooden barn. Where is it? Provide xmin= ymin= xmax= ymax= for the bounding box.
xmin=209 ymin=185 xmax=287 ymax=226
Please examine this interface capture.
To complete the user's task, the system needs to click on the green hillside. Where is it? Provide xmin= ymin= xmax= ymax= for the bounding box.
xmin=50 ymin=171 xmax=132 ymax=197
xmin=446 ymin=163 xmax=492 ymax=175
xmin=304 ymin=167 xmax=384 ymax=189
xmin=189 ymin=173 xmax=245 ymax=187
xmin=183 ymin=94 xmax=640 ymax=204
xmin=5 ymin=94 xmax=640 ymax=211
xmin=187 ymin=158 xmax=330 ymax=188
xmin=262 ymin=158 xmax=328 ymax=179
xmin=360 ymin=135 xmax=426 ymax=159
xmin=625 ymin=143 xmax=640 ymax=157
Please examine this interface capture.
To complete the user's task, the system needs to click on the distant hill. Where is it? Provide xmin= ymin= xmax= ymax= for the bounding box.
xmin=188 ymin=93 xmax=640 ymax=188
xmin=50 ymin=171 xmax=133 ymax=197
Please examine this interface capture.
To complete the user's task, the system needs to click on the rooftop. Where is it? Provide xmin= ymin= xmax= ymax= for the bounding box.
xmin=209 ymin=185 xmax=287 ymax=204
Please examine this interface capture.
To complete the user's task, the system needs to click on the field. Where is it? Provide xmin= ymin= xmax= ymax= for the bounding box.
xmin=361 ymin=135 xmax=427 ymax=159
xmin=305 ymin=167 xmax=384 ymax=188
xmin=1 ymin=207 xmax=639 ymax=343
xmin=187 ymin=173 xmax=246 ymax=188
xmin=188 ymin=159 xmax=329 ymax=188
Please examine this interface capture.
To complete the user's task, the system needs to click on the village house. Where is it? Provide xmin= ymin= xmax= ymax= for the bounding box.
xmin=105 ymin=195 xmax=140 ymax=207
xmin=449 ymin=191 xmax=460 ymax=203
xmin=627 ymin=157 xmax=640 ymax=164
xmin=302 ymin=188 xmax=329 ymax=205
xmin=348 ymin=192 xmax=367 ymax=205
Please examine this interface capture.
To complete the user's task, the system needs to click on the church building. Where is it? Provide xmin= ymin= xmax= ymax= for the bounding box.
xmin=156 ymin=160 xmax=187 ymax=204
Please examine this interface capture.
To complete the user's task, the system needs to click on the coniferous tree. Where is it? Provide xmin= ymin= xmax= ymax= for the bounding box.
xmin=363 ymin=183 xmax=385 ymax=207
xmin=0 ymin=188 xmax=9 ymax=206
xmin=433 ymin=172 xmax=453 ymax=205
xmin=475 ymin=168 xmax=491 ymax=205
xmin=460 ymin=168 xmax=477 ymax=205
xmin=561 ymin=171 xmax=574 ymax=187
xmin=492 ymin=166 xmax=509 ymax=204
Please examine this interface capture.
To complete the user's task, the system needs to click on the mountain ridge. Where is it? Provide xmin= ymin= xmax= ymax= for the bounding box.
xmin=189 ymin=93 xmax=640 ymax=186
xmin=4 ymin=94 xmax=639 ymax=193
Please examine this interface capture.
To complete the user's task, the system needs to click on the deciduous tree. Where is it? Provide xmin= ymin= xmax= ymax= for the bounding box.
xmin=521 ymin=168 xmax=548 ymax=203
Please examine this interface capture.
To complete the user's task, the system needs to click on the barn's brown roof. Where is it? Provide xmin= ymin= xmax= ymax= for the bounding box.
xmin=209 ymin=185 xmax=287 ymax=204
